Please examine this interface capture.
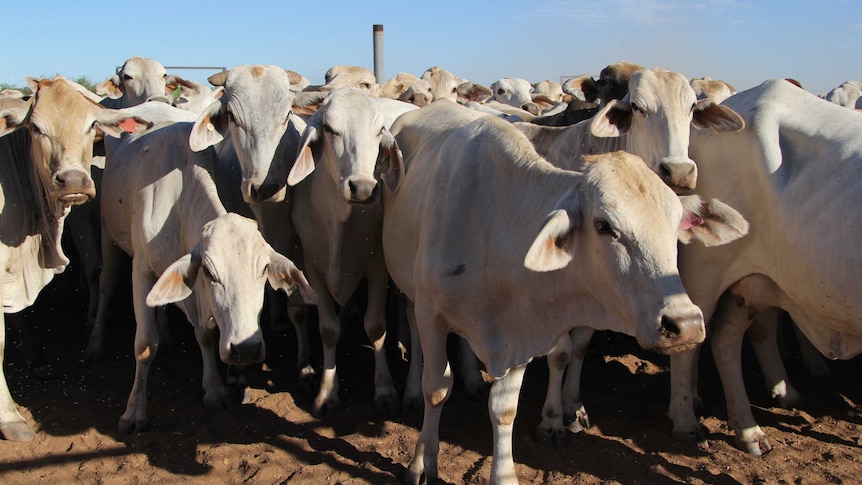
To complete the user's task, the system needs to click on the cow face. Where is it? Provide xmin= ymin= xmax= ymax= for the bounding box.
xmin=525 ymin=151 xmax=747 ymax=353
xmin=422 ymin=66 xmax=461 ymax=103
xmin=399 ymin=80 xmax=434 ymax=107
xmin=190 ymin=65 xmax=299 ymax=204
xmin=97 ymin=57 xmax=168 ymax=107
xmin=147 ymin=214 xmax=317 ymax=365
xmin=288 ymin=88 xmax=404 ymax=202
xmin=490 ymin=77 xmax=534 ymax=112
xmin=14 ymin=78 xmax=148 ymax=206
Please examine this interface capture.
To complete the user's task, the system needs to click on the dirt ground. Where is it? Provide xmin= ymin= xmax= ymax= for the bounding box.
xmin=1 ymin=262 xmax=861 ymax=485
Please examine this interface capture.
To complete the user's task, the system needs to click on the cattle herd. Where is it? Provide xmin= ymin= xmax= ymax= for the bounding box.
xmin=1 ymin=57 xmax=861 ymax=485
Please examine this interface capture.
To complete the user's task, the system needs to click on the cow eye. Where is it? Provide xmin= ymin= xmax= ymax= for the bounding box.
xmin=202 ymin=266 xmax=219 ymax=284
xmin=497 ymin=88 xmax=505 ymax=95
xmin=594 ymin=219 xmax=619 ymax=239
xmin=123 ymin=74 xmax=132 ymax=81
xmin=630 ymin=103 xmax=643 ymax=114
xmin=323 ymin=123 xmax=337 ymax=136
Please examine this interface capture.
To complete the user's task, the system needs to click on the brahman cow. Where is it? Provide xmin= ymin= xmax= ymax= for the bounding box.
xmin=98 ymin=120 xmax=315 ymax=433
xmin=188 ymin=65 xmax=313 ymax=377
xmin=668 ymin=78 xmax=862 ymax=455
xmin=286 ymin=87 xmax=417 ymax=417
xmin=0 ymin=76 xmax=146 ymax=441
xmin=690 ymin=76 xmax=737 ymax=104
xmin=820 ymin=80 xmax=862 ymax=108
xmin=383 ymin=100 xmax=745 ymax=485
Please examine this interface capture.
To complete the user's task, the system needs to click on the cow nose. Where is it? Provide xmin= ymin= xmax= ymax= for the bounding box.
xmin=411 ymin=93 xmax=430 ymax=107
xmin=658 ymin=159 xmax=698 ymax=191
xmin=53 ymin=168 xmax=94 ymax=203
xmin=653 ymin=309 xmax=705 ymax=353
xmin=229 ymin=341 xmax=263 ymax=364
xmin=346 ymin=178 xmax=378 ymax=202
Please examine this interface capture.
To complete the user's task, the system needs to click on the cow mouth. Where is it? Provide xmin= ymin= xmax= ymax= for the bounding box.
xmin=652 ymin=340 xmax=701 ymax=355
xmin=58 ymin=193 xmax=91 ymax=205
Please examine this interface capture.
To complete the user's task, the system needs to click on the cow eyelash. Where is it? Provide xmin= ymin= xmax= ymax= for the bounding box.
xmin=323 ymin=124 xmax=338 ymax=136
xmin=202 ymin=266 xmax=220 ymax=284
xmin=594 ymin=219 xmax=620 ymax=239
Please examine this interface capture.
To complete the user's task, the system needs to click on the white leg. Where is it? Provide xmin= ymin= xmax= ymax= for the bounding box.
xmin=194 ymin=325 xmax=239 ymax=409
xmin=747 ymin=308 xmax=802 ymax=408
xmin=562 ymin=326 xmax=593 ymax=433
xmin=711 ymin=294 xmax=772 ymax=455
xmin=401 ymin=298 xmax=424 ymax=412
xmin=536 ymin=333 xmax=573 ymax=445
xmin=404 ymin=309 xmax=452 ymax=485
xmin=668 ymin=346 xmax=703 ymax=442
xmin=0 ymin=309 xmax=35 ymax=442
xmin=118 ymin=262 xmax=158 ymax=434
xmin=489 ymin=364 xmax=527 ymax=485
xmin=365 ymin=270 xmax=399 ymax=414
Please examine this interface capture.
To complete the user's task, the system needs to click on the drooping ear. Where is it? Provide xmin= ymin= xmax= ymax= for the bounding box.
xmin=267 ymin=251 xmax=318 ymax=304
xmin=529 ymin=94 xmax=557 ymax=114
xmin=456 ymin=82 xmax=492 ymax=103
xmin=165 ymin=75 xmax=201 ymax=97
xmin=591 ymin=98 xmax=633 ymax=137
xmin=287 ymin=114 xmax=322 ymax=186
xmin=524 ymin=196 xmax=582 ymax=272
xmin=95 ymin=109 xmax=152 ymax=138
xmin=146 ymin=252 xmax=202 ymax=306
xmin=0 ymin=101 xmax=31 ymax=137
xmin=692 ymin=99 xmax=745 ymax=133
xmin=378 ymin=127 xmax=404 ymax=194
xmin=677 ymin=195 xmax=749 ymax=246
xmin=562 ymin=75 xmax=598 ymax=102
xmin=96 ymin=75 xmax=123 ymax=99
xmin=189 ymin=88 xmax=228 ymax=152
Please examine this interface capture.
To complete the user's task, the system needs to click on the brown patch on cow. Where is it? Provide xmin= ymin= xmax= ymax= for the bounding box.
xmin=429 ymin=389 xmax=447 ymax=408
xmin=137 ymin=346 xmax=152 ymax=361
xmin=320 ymin=326 xmax=338 ymax=347
xmin=544 ymin=408 xmax=560 ymax=420
xmin=480 ymin=370 xmax=495 ymax=384
xmin=498 ymin=407 xmax=517 ymax=426
xmin=551 ymin=351 xmax=570 ymax=370
xmin=251 ymin=66 xmax=266 ymax=79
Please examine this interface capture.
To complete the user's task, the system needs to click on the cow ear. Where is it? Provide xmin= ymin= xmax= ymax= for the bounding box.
xmin=0 ymin=101 xmax=30 ymax=137
xmin=692 ymin=99 xmax=745 ymax=133
xmin=287 ymin=115 xmax=321 ymax=186
xmin=165 ymin=75 xmax=201 ymax=97
xmin=96 ymin=110 xmax=152 ymax=138
xmin=562 ymin=75 xmax=598 ymax=102
xmin=591 ymin=98 xmax=632 ymax=137
xmin=525 ymin=196 xmax=581 ymax=272
xmin=457 ymin=82 xmax=492 ymax=103
xmin=678 ymin=195 xmax=749 ymax=246
xmin=378 ymin=127 xmax=404 ymax=194
xmin=96 ymin=75 xmax=123 ymax=99
xmin=189 ymin=92 xmax=227 ymax=152
xmin=147 ymin=253 xmax=201 ymax=306
xmin=267 ymin=251 xmax=318 ymax=305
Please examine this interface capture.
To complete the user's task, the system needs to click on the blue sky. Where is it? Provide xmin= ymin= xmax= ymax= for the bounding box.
xmin=5 ymin=1 xmax=860 ymax=96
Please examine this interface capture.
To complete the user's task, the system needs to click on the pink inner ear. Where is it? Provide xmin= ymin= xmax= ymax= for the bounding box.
xmin=118 ymin=118 xmax=138 ymax=133
xmin=679 ymin=213 xmax=705 ymax=231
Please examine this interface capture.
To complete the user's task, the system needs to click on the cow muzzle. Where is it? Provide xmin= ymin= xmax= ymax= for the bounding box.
xmin=52 ymin=168 xmax=95 ymax=205
xmin=640 ymin=307 xmax=705 ymax=354
xmin=658 ymin=158 xmax=698 ymax=193
xmin=226 ymin=340 xmax=265 ymax=365
xmin=242 ymin=179 xmax=286 ymax=204
xmin=341 ymin=177 xmax=379 ymax=203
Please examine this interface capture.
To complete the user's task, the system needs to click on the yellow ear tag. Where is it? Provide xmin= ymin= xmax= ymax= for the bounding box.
xmin=206 ymin=122 xmax=215 ymax=131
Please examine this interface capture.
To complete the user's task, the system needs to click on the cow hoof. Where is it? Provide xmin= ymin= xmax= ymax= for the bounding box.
xmin=0 ymin=420 xmax=35 ymax=442
xmin=737 ymin=427 xmax=772 ymax=456
xmin=535 ymin=425 xmax=567 ymax=448
xmin=374 ymin=391 xmax=400 ymax=416
xmin=564 ymin=405 xmax=591 ymax=433
xmin=118 ymin=417 xmax=148 ymax=435
xmin=312 ymin=396 xmax=340 ymax=419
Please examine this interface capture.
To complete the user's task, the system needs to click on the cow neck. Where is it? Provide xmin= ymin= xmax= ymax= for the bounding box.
xmin=176 ymin=150 xmax=228 ymax=251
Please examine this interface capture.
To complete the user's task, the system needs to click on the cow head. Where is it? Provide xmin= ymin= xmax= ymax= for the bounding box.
xmin=288 ymin=88 xmax=404 ymax=203
xmin=590 ymin=68 xmax=744 ymax=192
xmin=147 ymin=213 xmax=317 ymax=365
xmin=0 ymin=77 xmax=149 ymax=206
xmin=189 ymin=65 xmax=302 ymax=204
xmin=421 ymin=66 xmax=462 ymax=103
xmin=524 ymin=151 xmax=748 ymax=353
xmin=489 ymin=77 xmax=536 ymax=113
xmin=97 ymin=57 xmax=169 ymax=108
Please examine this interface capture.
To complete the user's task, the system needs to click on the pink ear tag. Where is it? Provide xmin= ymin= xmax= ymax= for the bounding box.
xmin=118 ymin=118 xmax=138 ymax=133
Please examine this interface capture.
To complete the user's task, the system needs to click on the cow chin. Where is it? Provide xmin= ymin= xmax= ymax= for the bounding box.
xmin=220 ymin=337 xmax=266 ymax=366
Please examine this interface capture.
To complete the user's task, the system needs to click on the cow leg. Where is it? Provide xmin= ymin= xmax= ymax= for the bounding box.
xmin=85 ymin=232 xmax=125 ymax=365
xmin=489 ymin=363 xmax=527 ymax=485
xmin=562 ymin=326 xmax=593 ymax=433
xmin=118 ymin=263 xmax=159 ymax=434
xmin=193 ymin=325 xmax=238 ymax=409
xmin=404 ymin=310 xmax=451 ymax=485
xmin=366 ymin=270 xmax=399 ymax=415
xmin=747 ymin=308 xmax=802 ymax=408
xmin=794 ymin=323 xmax=831 ymax=378
xmin=537 ymin=333 xmax=572 ymax=446
xmin=287 ymin=303 xmax=315 ymax=380
xmin=402 ymin=298 xmax=424 ymax=413
xmin=311 ymin=272 xmax=340 ymax=418
xmin=668 ymin=346 xmax=704 ymax=443
xmin=0 ymin=309 xmax=35 ymax=442
xmin=711 ymin=293 xmax=772 ymax=455
xmin=66 ymin=201 xmax=101 ymax=331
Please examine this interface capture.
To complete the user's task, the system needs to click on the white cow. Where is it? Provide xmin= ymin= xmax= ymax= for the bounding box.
xmin=188 ymin=64 xmax=313 ymax=378
xmin=532 ymin=80 xmax=565 ymax=102
xmin=820 ymin=80 xmax=862 ymax=108
xmin=669 ymin=78 xmax=862 ymax=455
xmin=286 ymin=87 xmax=417 ymax=417
xmin=489 ymin=77 xmax=543 ymax=115
xmin=516 ymin=67 xmax=745 ymax=192
xmin=384 ymin=100 xmax=744 ymax=485
xmin=98 ymin=120 xmax=315 ymax=433
xmin=690 ymin=76 xmax=737 ymax=104
xmin=0 ymin=77 xmax=146 ymax=441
